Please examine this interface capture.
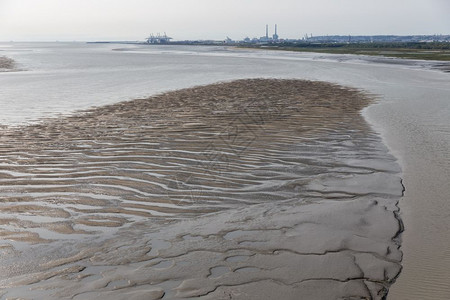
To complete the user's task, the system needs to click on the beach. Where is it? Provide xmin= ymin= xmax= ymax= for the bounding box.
xmin=0 ymin=79 xmax=403 ymax=299
xmin=0 ymin=56 xmax=15 ymax=71
xmin=1 ymin=43 xmax=449 ymax=299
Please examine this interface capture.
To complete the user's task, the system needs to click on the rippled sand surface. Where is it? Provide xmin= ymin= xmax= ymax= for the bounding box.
xmin=0 ymin=56 xmax=15 ymax=72
xmin=0 ymin=79 xmax=403 ymax=299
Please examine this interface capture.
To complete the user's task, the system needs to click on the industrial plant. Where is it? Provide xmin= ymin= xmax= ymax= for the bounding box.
xmin=146 ymin=33 xmax=172 ymax=44
xmin=144 ymin=24 xmax=450 ymax=45
xmin=145 ymin=25 xmax=281 ymax=44
xmin=258 ymin=24 xmax=279 ymax=42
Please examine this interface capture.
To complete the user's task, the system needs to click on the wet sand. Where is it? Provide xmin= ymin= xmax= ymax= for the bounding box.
xmin=0 ymin=79 xmax=403 ymax=299
xmin=0 ymin=56 xmax=15 ymax=71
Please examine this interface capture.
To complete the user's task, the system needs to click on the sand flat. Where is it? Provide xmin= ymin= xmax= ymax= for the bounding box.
xmin=0 ymin=56 xmax=15 ymax=72
xmin=0 ymin=79 xmax=403 ymax=299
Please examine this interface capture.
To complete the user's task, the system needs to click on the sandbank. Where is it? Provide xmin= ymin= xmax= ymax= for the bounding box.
xmin=0 ymin=79 xmax=403 ymax=299
xmin=0 ymin=56 xmax=15 ymax=71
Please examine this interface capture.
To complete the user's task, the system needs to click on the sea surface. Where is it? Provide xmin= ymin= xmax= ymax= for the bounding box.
xmin=0 ymin=43 xmax=449 ymax=299
xmin=0 ymin=42 xmax=445 ymax=126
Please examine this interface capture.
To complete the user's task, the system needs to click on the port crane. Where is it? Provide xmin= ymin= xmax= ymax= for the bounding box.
xmin=146 ymin=32 xmax=172 ymax=44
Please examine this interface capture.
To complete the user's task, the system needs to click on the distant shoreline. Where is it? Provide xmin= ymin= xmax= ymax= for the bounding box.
xmin=87 ymin=40 xmax=450 ymax=65
xmin=237 ymin=42 xmax=450 ymax=62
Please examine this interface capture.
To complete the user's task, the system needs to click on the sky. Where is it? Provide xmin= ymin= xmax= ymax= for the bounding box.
xmin=0 ymin=0 xmax=449 ymax=41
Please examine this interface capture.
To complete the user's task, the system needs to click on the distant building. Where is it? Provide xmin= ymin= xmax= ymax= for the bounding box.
xmin=146 ymin=33 xmax=172 ymax=44
xmin=224 ymin=36 xmax=234 ymax=44
xmin=259 ymin=24 xmax=270 ymax=42
xmin=272 ymin=24 xmax=279 ymax=41
xmin=257 ymin=24 xmax=280 ymax=43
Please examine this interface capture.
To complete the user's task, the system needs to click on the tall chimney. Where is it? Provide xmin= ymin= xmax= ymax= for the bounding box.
xmin=275 ymin=24 xmax=277 ymax=35
xmin=266 ymin=24 xmax=268 ymax=38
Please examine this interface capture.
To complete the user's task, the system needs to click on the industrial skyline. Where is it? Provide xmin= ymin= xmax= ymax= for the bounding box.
xmin=146 ymin=23 xmax=450 ymax=45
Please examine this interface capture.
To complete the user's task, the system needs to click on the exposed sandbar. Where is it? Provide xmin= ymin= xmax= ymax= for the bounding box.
xmin=0 ymin=79 xmax=403 ymax=299
xmin=0 ymin=56 xmax=15 ymax=71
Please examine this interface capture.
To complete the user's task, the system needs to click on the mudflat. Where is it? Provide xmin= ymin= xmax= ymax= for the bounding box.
xmin=0 ymin=56 xmax=15 ymax=71
xmin=0 ymin=79 xmax=403 ymax=299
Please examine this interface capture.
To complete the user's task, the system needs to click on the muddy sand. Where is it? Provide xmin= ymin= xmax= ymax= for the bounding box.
xmin=0 ymin=79 xmax=403 ymax=299
xmin=0 ymin=56 xmax=15 ymax=71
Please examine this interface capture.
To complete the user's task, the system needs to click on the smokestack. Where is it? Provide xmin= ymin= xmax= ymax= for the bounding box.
xmin=275 ymin=24 xmax=277 ymax=35
xmin=266 ymin=24 xmax=268 ymax=39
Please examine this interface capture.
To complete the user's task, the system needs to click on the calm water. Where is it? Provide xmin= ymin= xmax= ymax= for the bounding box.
xmin=0 ymin=42 xmax=441 ymax=125
xmin=1 ymin=43 xmax=450 ymax=299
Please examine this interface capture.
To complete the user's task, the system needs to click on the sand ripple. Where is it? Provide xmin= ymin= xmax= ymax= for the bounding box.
xmin=0 ymin=79 xmax=403 ymax=299
xmin=0 ymin=56 xmax=16 ymax=72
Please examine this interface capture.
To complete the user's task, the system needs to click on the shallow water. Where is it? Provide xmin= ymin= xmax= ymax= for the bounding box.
xmin=0 ymin=43 xmax=449 ymax=299
xmin=0 ymin=42 xmax=443 ymax=126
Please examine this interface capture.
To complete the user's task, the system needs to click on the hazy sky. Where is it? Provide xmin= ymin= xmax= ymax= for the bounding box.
xmin=1 ymin=0 xmax=449 ymax=41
